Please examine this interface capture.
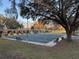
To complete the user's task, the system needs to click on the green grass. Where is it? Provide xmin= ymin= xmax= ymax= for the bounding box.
xmin=48 ymin=30 xmax=66 ymax=34
xmin=0 ymin=39 xmax=79 ymax=59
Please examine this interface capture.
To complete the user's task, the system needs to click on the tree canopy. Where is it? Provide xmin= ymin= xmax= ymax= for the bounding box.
xmin=8 ymin=0 xmax=79 ymax=41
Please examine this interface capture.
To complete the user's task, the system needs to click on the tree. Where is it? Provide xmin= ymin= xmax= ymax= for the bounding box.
xmin=10 ymin=0 xmax=79 ymax=41
xmin=5 ymin=8 xmax=18 ymax=19
xmin=5 ymin=0 xmax=18 ymax=19
xmin=5 ymin=18 xmax=23 ymax=29
xmin=0 ymin=16 xmax=23 ymax=29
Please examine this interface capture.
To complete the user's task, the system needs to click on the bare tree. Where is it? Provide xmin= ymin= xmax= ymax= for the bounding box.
xmin=6 ymin=0 xmax=18 ymax=19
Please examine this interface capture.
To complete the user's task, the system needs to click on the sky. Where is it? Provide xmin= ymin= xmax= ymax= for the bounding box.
xmin=0 ymin=0 xmax=34 ymax=25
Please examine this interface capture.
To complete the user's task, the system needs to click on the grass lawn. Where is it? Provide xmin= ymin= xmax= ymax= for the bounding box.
xmin=0 ymin=39 xmax=79 ymax=59
xmin=48 ymin=30 xmax=66 ymax=34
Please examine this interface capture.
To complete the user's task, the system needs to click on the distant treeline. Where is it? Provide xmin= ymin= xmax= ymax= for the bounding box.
xmin=0 ymin=16 xmax=23 ymax=29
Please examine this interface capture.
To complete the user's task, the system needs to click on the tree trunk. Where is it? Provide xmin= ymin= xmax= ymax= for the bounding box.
xmin=66 ymin=30 xmax=72 ymax=42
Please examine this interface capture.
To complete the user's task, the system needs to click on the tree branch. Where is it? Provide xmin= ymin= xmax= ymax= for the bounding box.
xmin=72 ymin=5 xmax=79 ymax=25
